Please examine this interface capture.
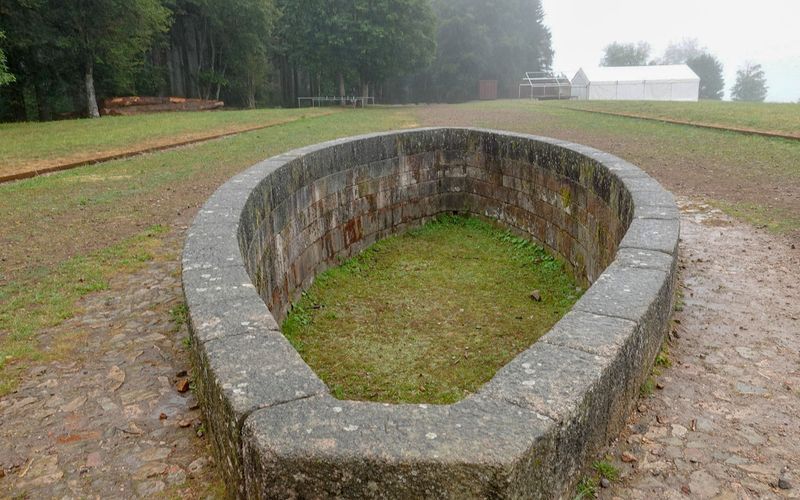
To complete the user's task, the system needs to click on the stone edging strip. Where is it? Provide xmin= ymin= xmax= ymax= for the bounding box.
xmin=182 ymin=128 xmax=680 ymax=498
xmin=565 ymin=107 xmax=800 ymax=141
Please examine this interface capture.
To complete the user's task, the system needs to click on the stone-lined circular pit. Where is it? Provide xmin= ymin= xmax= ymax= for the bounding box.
xmin=182 ymin=128 xmax=679 ymax=498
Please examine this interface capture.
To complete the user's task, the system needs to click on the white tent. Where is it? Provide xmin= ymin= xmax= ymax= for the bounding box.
xmin=570 ymin=65 xmax=700 ymax=101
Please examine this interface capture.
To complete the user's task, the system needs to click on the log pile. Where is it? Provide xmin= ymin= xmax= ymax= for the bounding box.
xmin=100 ymin=96 xmax=224 ymax=116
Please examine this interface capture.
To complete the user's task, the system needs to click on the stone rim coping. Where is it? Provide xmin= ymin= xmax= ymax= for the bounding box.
xmin=182 ymin=128 xmax=679 ymax=496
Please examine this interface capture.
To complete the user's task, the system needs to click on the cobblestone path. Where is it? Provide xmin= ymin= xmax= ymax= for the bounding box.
xmin=0 ymin=227 xmax=221 ymax=499
xmin=604 ymin=199 xmax=799 ymax=499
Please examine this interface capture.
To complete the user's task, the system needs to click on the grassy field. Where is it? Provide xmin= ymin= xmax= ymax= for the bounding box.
xmin=283 ymin=215 xmax=581 ymax=404
xmin=0 ymin=107 xmax=419 ymax=394
xmin=0 ymin=107 xmax=335 ymax=177
xmin=1 ymin=98 xmax=799 ymax=396
xmin=555 ymin=99 xmax=800 ymax=135
xmin=415 ymin=100 xmax=800 ymax=235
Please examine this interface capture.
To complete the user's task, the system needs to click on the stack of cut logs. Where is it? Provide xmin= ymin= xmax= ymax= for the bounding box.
xmin=100 ymin=96 xmax=224 ymax=116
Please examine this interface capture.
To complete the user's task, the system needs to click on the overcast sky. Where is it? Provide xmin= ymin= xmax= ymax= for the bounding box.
xmin=540 ymin=0 xmax=800 ymax=102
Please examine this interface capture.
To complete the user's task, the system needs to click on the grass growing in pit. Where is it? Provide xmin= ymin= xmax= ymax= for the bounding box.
xmin=282 ymin=215 xmax=583 ymax=404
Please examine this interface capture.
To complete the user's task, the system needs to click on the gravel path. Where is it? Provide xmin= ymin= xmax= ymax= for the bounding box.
xmin=602 ymin=199 xmax=799 ymax=499
xmin=0 ymin=200 xmax=797 ymax=499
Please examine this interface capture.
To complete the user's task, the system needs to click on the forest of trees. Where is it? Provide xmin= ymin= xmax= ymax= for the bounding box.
xmin=0 ymin=0 xmax=553 ymax=121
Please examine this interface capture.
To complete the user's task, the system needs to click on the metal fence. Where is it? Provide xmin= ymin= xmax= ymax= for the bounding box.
xmin=297 ymin=96 xmax=376 ymax=108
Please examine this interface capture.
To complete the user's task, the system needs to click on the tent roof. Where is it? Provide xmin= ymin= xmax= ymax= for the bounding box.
xmin=575 ymin=65 xmax=700 ymax=83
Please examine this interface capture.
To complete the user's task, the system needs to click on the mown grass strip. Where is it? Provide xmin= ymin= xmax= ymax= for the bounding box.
xmin=0 ymin=107 xmax=336 ymax=177
xmin=0 ymin=111 xmax=337 ymax=184
xmin=563 ymin=107 xmax=800 ymax=141
xmin=550 ymin=100 xmax=800 ymax=136
xmin=713 ymin=200 xmax=800 ymax=235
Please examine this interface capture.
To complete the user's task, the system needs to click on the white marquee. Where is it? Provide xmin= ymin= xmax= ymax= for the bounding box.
xmin=571 ymin=65 xmax=700 ymax=101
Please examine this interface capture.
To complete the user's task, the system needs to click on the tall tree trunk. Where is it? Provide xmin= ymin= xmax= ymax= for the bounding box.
xmin=84 ymin=57 xmax=100 ymax=118
xmin=246 ymin=72 xmax=256 ymax=109
xmin=292 ymin=65 xmax=300 ymax=108
xmin=361 ymin=82 xmax=369 ymax=99
xmin=33 ymin=79 xmax=52 ymax=122
xmin=278 ymin=55 xmax=291 ymax=107
xmin=338 ymin=73 xmax=346 ymax=104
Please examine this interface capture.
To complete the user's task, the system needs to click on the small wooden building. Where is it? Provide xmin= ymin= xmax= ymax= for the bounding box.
xmin=479 ymin=80 xmax=498 ymax=100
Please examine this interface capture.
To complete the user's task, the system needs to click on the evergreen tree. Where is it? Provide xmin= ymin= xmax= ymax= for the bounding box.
xmin=731 ymin=63 xmax=768 ymax=102
xmin=0 ymin=32 xmax=14 ymax=86
xmin=426 ymin=0 xmax=552 ymax=102
xmin=600 ymin=41 xmax=651 ymax=67
xmin=0 ymin=0 xmax=76 ymax=121
xmin=207 ymin=0 xmax=276 ymax=107
xmin=687 ymin=53 xmax=724 ymax=100
xmin=350 ymin=0 xmax=436 ymax=97
xmin=277 ymin=0 xmax=435 ymax=99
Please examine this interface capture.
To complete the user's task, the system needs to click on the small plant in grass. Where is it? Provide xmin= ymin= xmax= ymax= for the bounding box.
xmin=170 ymin=302 xmax=189 ymax=332
xmin=674 ymin=286 xmax=686 ymax=312
xmin=655 ymin=346 xmax=672 ymax=369
xmin=640 ymin=376 xmax=657 ymax=397
xmin=652 ymin=341 xmax=672 ymax=380
xmin=593 ymin=459 xmax=620 ymax=482
xmin=575 ymin=458 xmax=618 ymax=498
xmin=574 ymin=476 xmax=598 ymax=499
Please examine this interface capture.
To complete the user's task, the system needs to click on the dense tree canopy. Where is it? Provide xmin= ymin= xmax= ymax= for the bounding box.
xmin=731 ymin=63 xmax=768 ymax=102
xmin=0 ymin=32 xmax=13 ymax=86
xmin=277 ymin=0 xmax=434 ymax=99
xmin=600 ymin=41 xmax=651 ymax=67
xmin=53 ymin=0 xmax=172 ymax=117
xmin=352 ymin=0 xmax=436 ymax=95
xmin=687 ymin=53 xmax=725 ymax=100
xmin=0 ymin=0 xmax=553 ymax=120
xmin=0 ymin=0 xmax=170 ymax=119
xmin=424 ymin=0 xmax=552 ymax=102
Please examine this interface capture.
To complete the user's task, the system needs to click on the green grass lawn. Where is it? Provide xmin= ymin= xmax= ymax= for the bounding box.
xmin=0 ymin=107 xmax=335 ymax=176
xmin=0 ymin=107 xmax=419 ymax=395
xmin=414 ymin=100 xmax=800 ymax=236
xmin=282 ymin=215 xmax=582 ymax=404
xmin=553 ymin=99 xmax=800 ymax=135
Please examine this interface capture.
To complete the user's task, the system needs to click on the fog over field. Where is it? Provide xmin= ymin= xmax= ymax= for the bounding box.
xmin=542 ymin=0 xmax=800 ymax=102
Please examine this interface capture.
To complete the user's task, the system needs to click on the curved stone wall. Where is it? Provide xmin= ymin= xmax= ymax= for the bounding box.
xmin=182 ymin=128 xmax=679 ymax=498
